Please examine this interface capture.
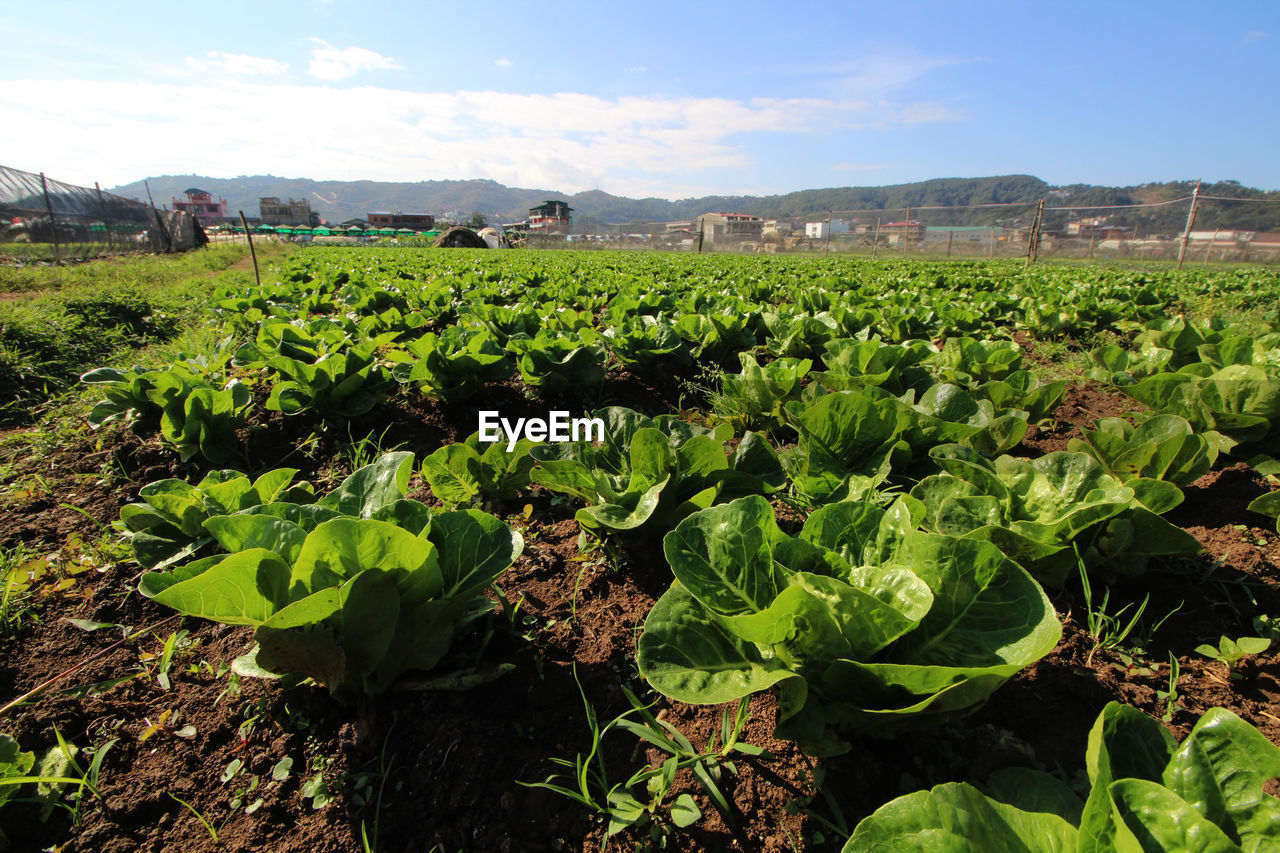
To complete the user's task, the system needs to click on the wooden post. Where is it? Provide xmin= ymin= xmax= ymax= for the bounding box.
xmin=1204 ymin=228 xmax=1219 ymax=263
xmin=1177 ymin=180 xmax=1201 ymax=270
xmin=1025 ymin=199 xmax=1045 ymax=266
xmin=93 ymin=182 xmax=113 ymax=256
xmin=946 ymin=230 xmax=954 ymax=258
xmin=1088 ymin=235 xmax=1096 ymax=259
xmin=39 ymin=172 xmax=61 ymax=261
xmin=143 ymin=180 xmax=172 ymax=253
xmin=872 ymin=217 xmax=880 ymax=259
xmin=824 ymin=209 xmax=832 ymax=255
xmin=696 ymin=219 xmax=705 ymax=254
xmin=903 ymin=205 xmax=911 ymax=256
xmin=239 ymin=210 xmax=261 ymax=287
xmin=989 ymin=227 xmax=995 ymax=258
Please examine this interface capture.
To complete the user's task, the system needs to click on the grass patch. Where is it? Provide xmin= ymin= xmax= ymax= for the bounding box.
xmin=0 ymin=244 xmax=290 ymax=426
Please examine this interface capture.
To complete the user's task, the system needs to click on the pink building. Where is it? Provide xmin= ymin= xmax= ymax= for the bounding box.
xmin=172 ymin=188 xmax=228 ymax=225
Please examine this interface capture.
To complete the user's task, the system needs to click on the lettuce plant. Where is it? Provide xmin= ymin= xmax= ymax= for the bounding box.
xmin=911 ymin=444 xmax=1201 ymax=587
xmin=1119 ymin=366 xmax=1280 ymax=451
xmin=1088 ymin=344 xmax=1173 ymax=385
xmin=85 ymin=358 xmax=252 ymax=464
xmin=602 ymin=316 xmax=690 ymax=376
xmin=760 ymin=310 xmax=839 ymax=359
xmin=810 ymin=339 xmax=933 ymax=395
xmin=711 ymin=353 xmax=811 ymax=435
xmin=1249 ymin=489 xmax=1280 ymax=533
xmin=462 ymin=301 xmax=542 ymax=345
xmin=673 ymin=313 xmax=757 ymax=365
xmin=636 ymin=495 xmax=1060 ymax=756
xmin=1067 ymin=414 xmax=1219 ymax=485
xmin=845 ymin=701 xmax=1280 ymax=852
xmin=975 ymin=370 xmax=1067 ymax=423
xmin=117 ymin=467 xmax=313 ymax=570
xmin=139 ymin=453 xmax=523 ymax=696
xmin=531 ymin=407 xmax=784 ymax=535
xmin=780 ymin=390 xmax=911 ymax=505
xmin=894 ymin=383 xmax=1029 ymax=459
xmin=505 ymin=329 xmax=608 ymax=393
xmin=924 ymin=338 xmax=1024 ymax=388
xmin=390 ymin=326 xmax=512 ymax=401
xmin=420 ymin=432 xmax=536 ymax=508
xmin=265 ymin=343 xmax=393 ymax=421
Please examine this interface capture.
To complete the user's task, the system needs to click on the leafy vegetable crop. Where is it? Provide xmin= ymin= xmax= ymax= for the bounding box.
xmin=637 ymin=495 xmax=1061 ymax=755
xmin=137 ymin=453 xmax=523 ymax=695
xmin=846 ymin=701 xmax=1280 ymax=852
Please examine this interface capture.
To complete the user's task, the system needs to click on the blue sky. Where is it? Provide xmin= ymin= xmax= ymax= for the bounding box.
xmin=1 ymin=1 xmax=1277 ymax=197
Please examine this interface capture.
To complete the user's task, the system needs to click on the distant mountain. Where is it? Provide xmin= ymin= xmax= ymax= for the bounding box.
xmin=108 ymin=175 xmax=1280 ymax=234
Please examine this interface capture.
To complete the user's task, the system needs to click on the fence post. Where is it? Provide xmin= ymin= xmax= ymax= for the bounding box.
xmin=989 ymin=227 xmax=995 ymax=259
xmin=872 ymin=218 xmax=880 ymax=259
xmin=1176 ymin=180 xmax=1201 ymax=270
xmin=903 ymin=205 xmax=911 ymax=256
xmin=239 ymin=210 xmax=261 ymax=287
xmin=946 ymin=230 xmax=954 ymax=258
xmin=94 ymin=182 xmax=113 ymax=256
xmin=824 ymin=209 xmax=832 ymax=255
xmin=39 ymin=172 xmax=61 ymax=261
xmin=1025 ymin=199 xmax=1045 ymax=266
xmin=143 ymin=180 xmax=172 ymax=253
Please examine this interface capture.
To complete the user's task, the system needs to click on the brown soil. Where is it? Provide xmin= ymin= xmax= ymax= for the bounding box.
xmin=1018 ymin=380 xmax=1149 ymax=456
xmin=2 ymin=348 xmax=1279 ymax=852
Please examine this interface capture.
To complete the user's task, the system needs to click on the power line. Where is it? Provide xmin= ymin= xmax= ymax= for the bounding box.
xmin=1198 ymin=195 xmax=1280 ymax=204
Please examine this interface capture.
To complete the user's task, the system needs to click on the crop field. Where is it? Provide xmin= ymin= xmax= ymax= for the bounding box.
xmin=1 ymin=245 xmax=1279 ymax=852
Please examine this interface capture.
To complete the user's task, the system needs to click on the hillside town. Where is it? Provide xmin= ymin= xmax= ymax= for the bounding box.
xmin=165 ymin=187 xmax=1280 ymax=260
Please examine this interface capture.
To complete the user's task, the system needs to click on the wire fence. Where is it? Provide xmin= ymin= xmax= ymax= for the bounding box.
xmin=626 ymin=188 xmax=1280 ymax=266
xmin=0 ymin=164 xmax=204 ymax=263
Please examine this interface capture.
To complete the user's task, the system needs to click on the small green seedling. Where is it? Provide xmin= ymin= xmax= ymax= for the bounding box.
xmin=1155 ymin=653 xmax=1181 ymax=722
xmin=1195 ymin=635 xmax=1270 ymax=680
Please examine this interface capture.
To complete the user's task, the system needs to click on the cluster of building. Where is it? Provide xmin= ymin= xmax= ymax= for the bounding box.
xmin=167 ymin=190 xmax=1280 ymax=254
xmin=171 ymin=189 xmax=576 ymax=238
xmin=660 ymin=213 xmax=924 ymax=249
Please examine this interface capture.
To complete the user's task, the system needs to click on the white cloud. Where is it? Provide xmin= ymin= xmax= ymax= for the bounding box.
xmin=0 ymin=78 xmax=958 ymax=196
xmin=1242 ymin=30 xmax=1268 ymax=44
xmin=494 ymin=58 xmax=513 ymax=68
xmin=307 ymin=38 xmax=400 ymax=81
xmin=816 ymin=52 xmax=982 ymax=99
xmin=893 ymin=101 xmax=964 ymax=124
xmin=186 ymin=51 xmax=288 ymax=76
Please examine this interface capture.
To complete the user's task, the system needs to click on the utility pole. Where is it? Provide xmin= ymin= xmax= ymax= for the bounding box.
xmin=1177 ymin=180 xmax=1201 ymax=270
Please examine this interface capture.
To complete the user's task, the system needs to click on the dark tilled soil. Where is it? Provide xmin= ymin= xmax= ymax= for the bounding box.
xmin=1 ymin=368 xmax=1278 ymax=852
xmin=1017 ymin=380 xmax=1149 ymax=456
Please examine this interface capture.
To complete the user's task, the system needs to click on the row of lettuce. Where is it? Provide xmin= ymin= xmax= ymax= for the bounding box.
xmin=90 ymin=249 xmax=1280 ymax=849
xmin=120 ymin=439 xmax=1280 ymax=850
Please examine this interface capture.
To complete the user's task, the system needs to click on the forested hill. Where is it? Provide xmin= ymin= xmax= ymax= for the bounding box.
xmin=110 ymin=174 xmax=1280 ymax=233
